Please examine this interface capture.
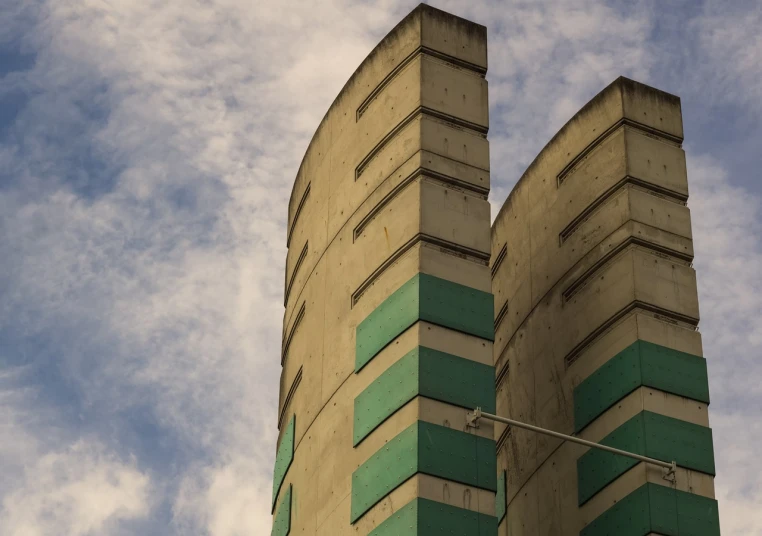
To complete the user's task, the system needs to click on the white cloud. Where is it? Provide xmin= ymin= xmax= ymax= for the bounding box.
xmin=0 ymin=435 xmax=150 ymax=536
xmin=688 ymin=151 xmax=762 ymax=536
xmin=173 ymin=460 xmax=272 ymax=536
xmin=693 ymin=1 xmax=762 ymax=113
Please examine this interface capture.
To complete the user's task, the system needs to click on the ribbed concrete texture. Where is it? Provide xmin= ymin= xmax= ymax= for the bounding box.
xmin=273 ymin=4 xmax=497 ymax=535
xmin=491 ymin=78 xmax=720 ymax=535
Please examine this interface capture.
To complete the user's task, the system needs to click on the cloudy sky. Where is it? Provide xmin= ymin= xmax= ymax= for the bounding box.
xmin=0 ymin=0 xmax=760 ymax=534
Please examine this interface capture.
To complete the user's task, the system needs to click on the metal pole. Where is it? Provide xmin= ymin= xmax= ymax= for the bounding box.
xmin=467 ymin=407 xmax=677 ymax=479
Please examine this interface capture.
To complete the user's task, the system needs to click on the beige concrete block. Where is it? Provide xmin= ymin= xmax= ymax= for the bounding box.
xmin=557 ymin=126 xmax=628 ymax=218
xmin=420 ymin=7 xmax=488 ymax=69
xmin=621 ymin=79 xmax=683 ymax=139
xmin=420 ymin=178 xmax=491 ymax=253
xmin=418 ymin=241 xmax=491 ymax=291
xmin=625 ymin=127 xmax=688 ymax=196
xmin=418 ymin=475 xmax=496 ymax=515
xmin=578 ymin=387 xmax=708 ymax=445
xmin=419 ymin=397 xmax=493 ymax=440
xmin=420 ymin=150 xmax=490 ymax=191
xmin=420 ymin=114 xmax=489 ymax=170
xmin=420 ymin=55 xmax=489 ymax=128
xmin=632 ymin=248 xmax=699 ymax=319
xmin=418 ymin=321 xmax=493 ymax=365
xmin=567 ymin=310 xmax=702 ymax=386
xmin=567 ymin=311 xmax=641 ymax=385
xmin=635 ymin=312 xmax=703 ymax=356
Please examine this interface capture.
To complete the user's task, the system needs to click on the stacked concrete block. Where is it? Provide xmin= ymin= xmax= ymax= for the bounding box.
xmin=490 ymin=77 xmax=720 ymax=536
xmin=274 ymin=5 xmax=498 ymax=535
xmin=274 ymin=3 xmax=721 ymax=535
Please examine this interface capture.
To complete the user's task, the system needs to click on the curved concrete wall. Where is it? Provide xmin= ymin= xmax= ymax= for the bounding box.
xmin=273 ymin=5 xmax=498 ymax=535
xmin=490 ymin=77 xmax=720 ymax=535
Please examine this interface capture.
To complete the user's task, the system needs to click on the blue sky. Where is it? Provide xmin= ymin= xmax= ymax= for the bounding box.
xmin=0 ymin=0 xmax=760 ymax=534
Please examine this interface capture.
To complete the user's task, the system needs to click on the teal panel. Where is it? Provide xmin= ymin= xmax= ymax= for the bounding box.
xmin=351 ymin=422 xmax=419 ymax=523
xmin=639 ymin=340 xmax=710 ymax=405
xmin=643 ymin=412 xmax=716 ymax=476
xmin=355 ymin=274 xmax=494 ymax=372
xmin=418 ymin=421 xmax=497 ymax=491
xmin=578 ymin=411 xmax=716 ymax=505
xmin=272 ymin=415 xmax=295 ymax=511
xmin=574 ymin=342 xmax=641 ymax=433
xmin=356 ymin=275 xmax=421 ymax=372
xmin=418 ymin=274 xmax=494 ymax=342
xmin=353 ymin=348 xmax=420 ymax=445
xmin=676 ymin=488 xmax=722 ymax=536
xmin=580 ymin=483 xmax=719 ymax=536
xmin=580 ymin=484 xmax=655 ymax=536
xmin=574 ymin=340 xmax=710 ymax=432
xmin=495 ymin=470 xmax=506 ymax=524
xmin=474 ymin=431 xmax=499 ymax=491
xmin=419 ymin=347 xmax=496 ymax=414
xmin=353 ymin=346 xmax=496 ymax=446
xmin=369 ymin=499 xmax=418 ymax=535
xmin=271 ymin=485 xmax=292 ymax=536
xmin=351 ymin=421 xmax=497 ymax=523
xmin=369 ymin=498 xmax=498 ymax=536
xmin=578 ymin=413 xmax=645 ymax=505
xmin=647 ymin=483 xmax=680 ymax=536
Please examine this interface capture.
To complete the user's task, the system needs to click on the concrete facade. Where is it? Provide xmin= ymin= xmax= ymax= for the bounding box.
xmin=273 ymin=5 xmax=497 ymax=535
xmin=273 ymin=5 xmax=720 ymax=536
xmin=490 ymin=78 xmax=720 ymax=535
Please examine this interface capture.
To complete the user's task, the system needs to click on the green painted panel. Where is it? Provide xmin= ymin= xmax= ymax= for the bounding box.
xmin=369 ymin=498 xmax=418 ymax=535
xmin=272 ymin=415 xmax=295 ymax=511
xmin=369 ymin=498 xmax=498 ymax=536
xmin=418 ymin=274 xmax=494 ymax=342
xmin=639 ymin=341 xmax=710 ymax=405
xmin=418 ymin=421 xmax=497 ymax=491
xmin=580 ymin=484 xmax=655 ymax=536
xmin=647 ymin=483 xmax=680 ymax=536
xmin=495 ymin=470 xmax=506 ymax=524
xmin=578 ymin=413 xmax=644 ymax=505
xmin=353 ymin=348 xmax=420 ymax=446
xmin=574 ymin=342 xmax=641 ymax=433
xmin=643 ymin=412 xmax=716 ymax=476
xmin=676 ymin=488 xmax=722 ymax=536
xmin=574 ymin=340 xmax=710 ymax=432
xmin=353 ymin=347 xmax=496 ymax=446
xmin=475 ymin=431 xmax=498 ymax=491
xmin=578 ymin=411 xmax=716 ymax=505
xmin=352 ymin=422 xmax=419 ymax=523
xmin=351 ymin=421 xmax=497 ymax=523
xmin=271 ymin=485 xmax=292 ymax=536
xmin=580 ymin=483 xmax=719 ymax=536
xmin=355 ymin=274 xmax=494 ymax=372
xmin=356 ymin=275 xmax=421 ymax=372
xmin=419 ymin=347 xmax=496 ymax=414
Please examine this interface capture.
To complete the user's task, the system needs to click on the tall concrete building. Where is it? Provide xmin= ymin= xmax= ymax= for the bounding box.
xmin=490 ymin=77 xmax=720 ymax=535
xmin=272 ymin=4 xmax=720 ymax=536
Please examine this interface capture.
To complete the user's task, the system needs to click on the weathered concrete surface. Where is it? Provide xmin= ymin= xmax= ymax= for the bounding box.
xmin=275 ymin=4 xmax=495 ymax=534
xmin=491 ymin=77 xmax=718 ymax=535
xmin=276 ymin=4 xmax=720 ymax=534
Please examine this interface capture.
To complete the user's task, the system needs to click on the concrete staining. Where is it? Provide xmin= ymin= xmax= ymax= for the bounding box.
xmin=273 ymin=4 xmax=720 ymax=535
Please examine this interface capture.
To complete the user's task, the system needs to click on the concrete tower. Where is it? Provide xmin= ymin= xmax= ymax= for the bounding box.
xmin=273 ymin=5 xmax=498 ymax=535
xmin=490 ymin=78 xmax=721 ymax=535
xmin=273 ymin=5 xmax=721 ymax=536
